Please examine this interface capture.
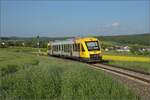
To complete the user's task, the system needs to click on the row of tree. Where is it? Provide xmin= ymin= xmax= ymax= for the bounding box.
xmin=0 ymin=39 xmax=48 ymax=48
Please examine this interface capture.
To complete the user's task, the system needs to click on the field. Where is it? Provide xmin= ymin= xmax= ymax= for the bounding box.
xmin=103 ymin=55 xmax=150 ymax=62
xmin=0 ymin=48 xmax=139 ymax=99
xmin=102 ymin=55 xmax=150 ymax=74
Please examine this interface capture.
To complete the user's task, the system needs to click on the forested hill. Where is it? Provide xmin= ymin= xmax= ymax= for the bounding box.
xmin=98 ymin=33 xmax=150 ymax=46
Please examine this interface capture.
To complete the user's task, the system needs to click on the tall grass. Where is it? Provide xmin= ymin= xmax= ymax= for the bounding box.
xmin=0 ymin=48 xmax=139 ymax=100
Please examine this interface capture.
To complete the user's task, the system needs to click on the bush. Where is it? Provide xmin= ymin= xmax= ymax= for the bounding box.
xmin=32 ymin=60 xmax=39 ymax=65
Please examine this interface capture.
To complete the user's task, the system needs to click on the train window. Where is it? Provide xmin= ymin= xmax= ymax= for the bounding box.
xmin=63 ymin=45 xmax=65 ymax=52
xmin=67 ymin=44 xmax=70 ymax=52
xmin=56 ymin=45 xmax=57 ymax=51
xmin=85 ymin=41 xmax=100 ymax=51
xmin=64 ymin=45 xmax=65 ymax=51
xmin=64 ymin=45 xmax=66 ymax=52
xmin=57 ymin=45 xmax=59 ymax=51
xmin=75 ymin=44 xmax=77 ymax=51
xmin=73 ymin=43 xmax=80 ymax=51
xmin=71 ymin=44 xmax=73 ymax=51
xmin=60 ymin=45 xmax=61 ymax=51
xmin=53 ymin=45 xmax=55 ymax=51
xmin=65 ymin=44 xmax=67 ymax=52
xmin=66 ymin=44 xmax=67 ymax=52
xmin=67 ymin=44 xmax=69 ymax=52
xmin=68 ymin=44 xmax=71 ymax=52
xmin=77 ymin=44 xmax=80 ymax=51
xmin=61 ymin=45 xmax=64 ymax=51
xmin=59 ymin=45 xmax=60 ymax=51
xmin=55 ymin=45 xmax=57 ymax=51
xmin=58 ymin=45 xmax=60 ymax=51
xmin=73 ymin=44 xmax=75 ymax=51
xmin=76 ymin=44 xmax=78 ymax=51
xmin=74 ymin=44 xmax=76 ymax=51
xmin=64 ymin=44 xmax=68 ymax=52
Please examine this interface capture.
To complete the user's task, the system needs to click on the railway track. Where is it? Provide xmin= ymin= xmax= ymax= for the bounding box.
xmin=90 ymin=63 xmax=150 ymax=85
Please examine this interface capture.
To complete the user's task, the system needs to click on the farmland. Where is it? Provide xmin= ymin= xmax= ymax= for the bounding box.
xmin=103 ymin=55 xmax=150 ymax=62
xmin=102 ymin=55 xmax=150 ymax=74
xmin=0 ymin=48 xmax=139 ymax=100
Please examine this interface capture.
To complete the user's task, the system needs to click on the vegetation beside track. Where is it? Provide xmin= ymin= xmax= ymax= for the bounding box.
xmin=0 ymin=48 xmax=139 ymax=100
xmin=107 ymin=61 xmax=150 ymax=74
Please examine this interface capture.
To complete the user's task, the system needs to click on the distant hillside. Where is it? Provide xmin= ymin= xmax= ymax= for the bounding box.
xmin=98 ymin=33 xmax=150 ymax=46
xmin=1 ymin=33 xmax=150 ymax=46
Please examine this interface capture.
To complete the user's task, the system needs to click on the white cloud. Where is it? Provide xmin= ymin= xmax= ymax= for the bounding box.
xmin=96 ymin=21 xmax=121 ymax=33
xmin=111 ymin=22 xmax=120 ymax=27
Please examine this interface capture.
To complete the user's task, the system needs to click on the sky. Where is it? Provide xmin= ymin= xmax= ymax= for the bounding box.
xmin=0 ymin=0 xmax=150 ymax=37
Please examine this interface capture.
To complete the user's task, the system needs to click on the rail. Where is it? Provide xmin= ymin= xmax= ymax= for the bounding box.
xmin=90 ymin=63 xmax=150 ymax=85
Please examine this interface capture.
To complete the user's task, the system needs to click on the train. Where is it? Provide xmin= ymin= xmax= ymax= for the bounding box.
xmin=47 ymin=37 xmax=102 ymax=62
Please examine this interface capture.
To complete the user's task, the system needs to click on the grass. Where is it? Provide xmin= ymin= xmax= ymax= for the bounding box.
xmin=0 ymin=48 xmax=139 ymax=100
xmin=108 ymin=61 xmax=150 ymax=74
xmin=1 ymin=46 xmax=47 ymax=54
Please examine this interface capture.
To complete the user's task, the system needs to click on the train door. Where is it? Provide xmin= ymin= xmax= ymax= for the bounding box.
xmin=80 ymin=43 xmax=87 ymax=58
xmin=72 ymin=43 xmax=80 ymax=58
xmin=70 ymin=44 xmax=73 ymax=56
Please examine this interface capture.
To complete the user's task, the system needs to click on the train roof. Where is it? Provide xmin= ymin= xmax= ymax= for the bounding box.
xmin=50 ymin=37 xmax=99 ymax=45
xmin=75 ymin=37 xmax=98 ymax=41
xmin=51 ymin=39 xmax=74 ymax=45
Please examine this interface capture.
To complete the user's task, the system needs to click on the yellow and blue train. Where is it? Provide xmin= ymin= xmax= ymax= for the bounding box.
xmin=47 ymin=37 xmax=102 ymax=62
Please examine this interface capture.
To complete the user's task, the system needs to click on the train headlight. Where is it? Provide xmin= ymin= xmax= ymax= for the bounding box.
xmin=99 ymin=53 xmax=103 ymax=56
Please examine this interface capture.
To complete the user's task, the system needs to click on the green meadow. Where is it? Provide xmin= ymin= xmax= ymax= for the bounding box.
xmin=0 ymin=48 xmax=139 ymax=100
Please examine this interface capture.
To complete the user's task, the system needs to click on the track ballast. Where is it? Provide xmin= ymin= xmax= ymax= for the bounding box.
xmin=90 ymin=63 xmax=150 ymax=85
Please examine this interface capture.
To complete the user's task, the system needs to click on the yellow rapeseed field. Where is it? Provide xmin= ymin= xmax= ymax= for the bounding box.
xmin=103 ymin=55 xmax=150 ymax=62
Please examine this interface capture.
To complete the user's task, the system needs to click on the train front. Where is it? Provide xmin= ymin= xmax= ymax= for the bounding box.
xmin=79 ymin=37 xmax=102 ymax=62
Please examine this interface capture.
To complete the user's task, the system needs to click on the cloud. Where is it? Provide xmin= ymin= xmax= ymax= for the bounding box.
xmin=96 ymin=21 xmax=121 ymax=33
xmin=111 ymin=22 xmax=120 ymax=27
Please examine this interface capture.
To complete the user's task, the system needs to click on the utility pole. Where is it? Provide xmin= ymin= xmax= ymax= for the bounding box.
xmin=37 ymin=35 xmax=40 ymax=55
xmin=0 ymin=32 xmax=1 ymax=42
xmin=0 ymin=33 xmax=2 ymax=46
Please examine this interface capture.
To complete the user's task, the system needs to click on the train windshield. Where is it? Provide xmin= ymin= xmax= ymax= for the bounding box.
xmin=85 ymin=41 xmax=100 ymax=51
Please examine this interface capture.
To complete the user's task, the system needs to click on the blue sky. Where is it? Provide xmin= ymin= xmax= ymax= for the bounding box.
xmin=0 ymin=0 xmax=149 ymax=37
